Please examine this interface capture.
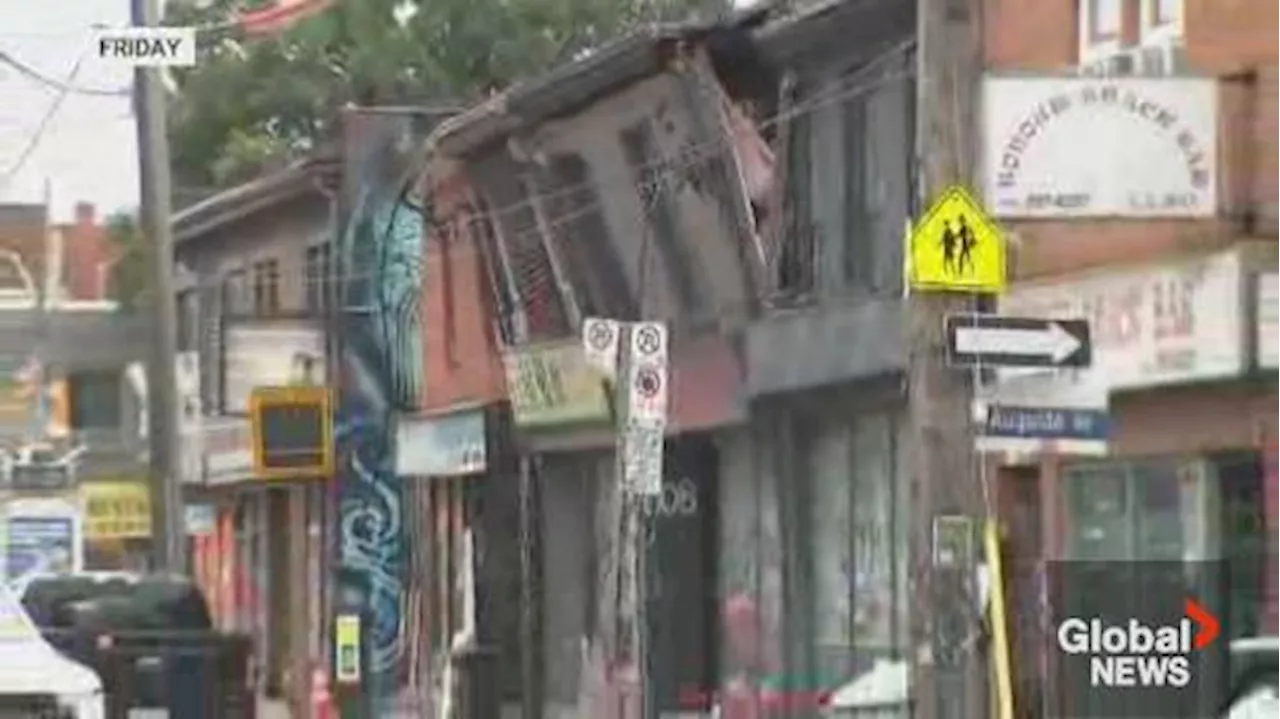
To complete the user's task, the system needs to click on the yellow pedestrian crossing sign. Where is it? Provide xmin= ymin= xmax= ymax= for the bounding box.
xmin=907 ymin=185 xmax=1007 ymax=293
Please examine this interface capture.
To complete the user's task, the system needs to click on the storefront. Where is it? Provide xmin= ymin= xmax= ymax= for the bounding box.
xmin=195 ymin=414 xmax=330 ymax=708
xmin=994 ymin=245 xmax=1277 ymax=666
xmin=719 ymin=381 xmax=911 ymax=707
xmin=394 ymin=405 xmax=489 ymax=712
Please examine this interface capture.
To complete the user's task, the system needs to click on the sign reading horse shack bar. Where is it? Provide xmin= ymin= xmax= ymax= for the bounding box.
xmin=503 ymin=340 xmax=610 ymax=430
xmin=982 ymin=76 xmax=1217 ymax=218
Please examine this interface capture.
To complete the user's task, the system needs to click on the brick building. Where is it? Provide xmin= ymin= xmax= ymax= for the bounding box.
xmin=982 ymin=0 xmax=1277 ymax=715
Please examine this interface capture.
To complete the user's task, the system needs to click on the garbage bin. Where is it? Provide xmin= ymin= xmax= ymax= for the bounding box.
xmin=451 ymin=644 xmax=500 ymax=719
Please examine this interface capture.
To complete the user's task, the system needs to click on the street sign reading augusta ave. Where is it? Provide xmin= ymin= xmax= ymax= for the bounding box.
xmin=946 ymin=314 xmax=1092 ymax=368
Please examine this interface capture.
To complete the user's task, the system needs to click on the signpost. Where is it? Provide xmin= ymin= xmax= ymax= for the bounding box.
xmin=946 ymin=314 xmax=1092 ymax=368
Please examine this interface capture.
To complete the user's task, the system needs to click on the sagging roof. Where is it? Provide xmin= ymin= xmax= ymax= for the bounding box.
xmin=427 ymin=4 xmax=777 ymax=158
xmin=171 ymin=152 xmax=339 ymax=245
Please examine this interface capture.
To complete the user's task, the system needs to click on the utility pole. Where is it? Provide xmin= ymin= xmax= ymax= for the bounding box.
xmin=132 ymin=0 xmax=185 ymax=574
xmin=908 ymin=0 xmax=987 ymax=718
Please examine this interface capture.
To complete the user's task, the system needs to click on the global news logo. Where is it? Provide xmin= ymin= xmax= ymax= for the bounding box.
xmin=1056 ymin=598 xmax=1220 ymax=689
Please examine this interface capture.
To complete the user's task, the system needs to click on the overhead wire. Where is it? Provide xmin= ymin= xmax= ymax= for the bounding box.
xmin=0 ymin=41 xmax=96 ymax=189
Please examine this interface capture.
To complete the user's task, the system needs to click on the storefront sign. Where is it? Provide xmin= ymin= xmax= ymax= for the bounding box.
xmin=2 ymin=498 xmax=82 ymax=583
xmin=223 ymin=319 xmax=325 ymax=414
xmin=185 ymin=503 xmax=216 ymax=536
xmin=1257 ymin=273 xmax=1278 ymax=370
xmin=997 ymin=249 xmax=1246 ymax=394
xmin=81 ymin=480 xmax=152 ymax=540
xmin=503 ymin=341 xmax=610 ymax=430
xmin=9 ymin=460 xmax=74 ymax=491
xmin=982 ymin=76 xmax=1217 ymax=218
xmin=203 ymin=416 xmax=254 ymax=484
xmin=395 ymin=409 xmax=486 ymax=476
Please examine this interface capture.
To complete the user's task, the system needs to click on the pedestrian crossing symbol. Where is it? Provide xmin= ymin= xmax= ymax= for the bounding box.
xmin=907 ymin=185 xmax=1007 ymax=293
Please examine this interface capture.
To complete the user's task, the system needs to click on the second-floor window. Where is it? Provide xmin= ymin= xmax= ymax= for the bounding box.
xmin=222 ymin=269 xmax=248 ymax=315
xmin=542 ymin=153 xmax=635 ymax=321
xmin=68 ymin=370 xmax=123 ymax=430
xmin=251 ymin=259 xmax=280 ymax=316
xmin=305 ymin=243 xmax=333 ymax=313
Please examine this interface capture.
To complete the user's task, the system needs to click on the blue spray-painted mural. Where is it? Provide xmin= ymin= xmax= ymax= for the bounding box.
xmin=335 ymin=115 xmax=425 ymax=703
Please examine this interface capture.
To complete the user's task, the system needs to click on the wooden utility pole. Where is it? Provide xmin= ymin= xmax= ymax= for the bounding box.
xmin=132 ymin=0 xmax=185 ymax=574
xmin=908 ymin=0 xmax=988 ymax=718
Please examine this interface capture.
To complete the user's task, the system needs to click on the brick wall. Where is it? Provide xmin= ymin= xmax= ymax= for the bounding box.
xmin=419 ymin=159 xmax=507 ymax=412
xmin=60 ymin=202 xmax=114 ymax=301
xmin=983 ymin=0 xmax=1278 ymax=280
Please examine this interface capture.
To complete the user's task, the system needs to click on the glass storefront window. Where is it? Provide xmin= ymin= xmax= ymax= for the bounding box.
xmin=1064 ymin=456 xmax=1197 ymax=563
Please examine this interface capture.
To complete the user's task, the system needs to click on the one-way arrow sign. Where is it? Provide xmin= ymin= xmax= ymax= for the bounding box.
xmin=946 ymin=314 xmax=1092 ymax=368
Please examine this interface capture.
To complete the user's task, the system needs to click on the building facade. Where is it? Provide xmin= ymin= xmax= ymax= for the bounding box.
xmin=172 ymin=158 xmax=339 ymax=717
xmin=983 ymin=0 xmax=1277 ymax=714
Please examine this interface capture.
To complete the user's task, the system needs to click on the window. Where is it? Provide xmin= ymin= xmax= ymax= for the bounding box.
xmin=67 ymin=370 xmax=123 ymax=430
xmin=619 ymin=121 xmax=704 ymax=318
xmin=776 ymin=111 xmax=817 ymax=298
xmin=1137 ymin=0 xmax=1185 ymax=74
xmin=222 ymin=269 xmax=248 ymax=316
xmin=1146 ymin=0 xmax=1182 ymax=29
xmin=1086 ymin=0 xmax=1122 ymax=41
xmin=251 ymin=259 xmax=280 ymax=316
xmin=1078 ymin=0 xmax=1124 ymax=64
xmin=542 ymin=153 xmax=635 ymax=320
xmin=304 ymin=243 xmax=332 ymax=313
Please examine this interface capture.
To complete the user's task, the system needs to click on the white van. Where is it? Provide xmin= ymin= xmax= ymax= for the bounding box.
xmin=0 ymin=585 xmax=104 ymax=718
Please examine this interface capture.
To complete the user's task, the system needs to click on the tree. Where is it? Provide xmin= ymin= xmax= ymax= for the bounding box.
xmin=104 ymin=212 xmax=151 ymax=312
xmin=164 ymin=0 xmax=727 ymax=191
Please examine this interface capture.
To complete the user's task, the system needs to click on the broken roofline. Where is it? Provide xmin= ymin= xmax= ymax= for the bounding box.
xmin=426 ymin=5 xmax=776 ymax=158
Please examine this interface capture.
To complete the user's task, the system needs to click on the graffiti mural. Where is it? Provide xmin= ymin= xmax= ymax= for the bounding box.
xmin=335 ymin=112 xmax=426 ymax=700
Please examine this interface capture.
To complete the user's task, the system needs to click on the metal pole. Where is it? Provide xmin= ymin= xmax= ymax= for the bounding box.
xmin=132 ymin=0 xmax=185 ymax=574
xmin=909 ymin=0 xmax=986 ymax=716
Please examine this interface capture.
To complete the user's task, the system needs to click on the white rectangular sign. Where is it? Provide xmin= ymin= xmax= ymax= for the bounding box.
xmin=1258 ymin=273 xmax=1278 ymax=371
xmin=982 ymin=76 xmax=1217 ymax=218
xmin=581 ymin=317 xmax=621 ymax=378
xmin=622 ymin=420 xmax=663 ymax=495
xmin=223 ymin=321 xmax=325 ymax=414
xmin=626 ymin=321 xmax=669 ymax=427
xmin=996 ymin=249 xmax=1246 ymax=396
xmin=91 ymin=27 xmax=197 ymax=68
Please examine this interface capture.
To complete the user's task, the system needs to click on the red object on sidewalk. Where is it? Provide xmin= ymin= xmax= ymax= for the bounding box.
xmin=310 ymin=667 xmax=334 ymax=719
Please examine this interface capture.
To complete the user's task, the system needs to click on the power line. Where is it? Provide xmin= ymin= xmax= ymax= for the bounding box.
xmin=0 ymin=45 xmax=93 ymax=189
xmin=0 ymin=48 xmax=131 ymax=97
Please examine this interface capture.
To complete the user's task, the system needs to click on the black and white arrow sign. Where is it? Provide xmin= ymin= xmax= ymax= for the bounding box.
xmin=945 ymin=314 xmax=1092 ymax=368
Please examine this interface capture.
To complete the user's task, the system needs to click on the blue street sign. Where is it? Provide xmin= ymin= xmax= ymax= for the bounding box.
xmin=981 ymin=405 xmax=1110 ymax=441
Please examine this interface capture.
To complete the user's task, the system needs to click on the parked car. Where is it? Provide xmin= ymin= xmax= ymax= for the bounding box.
xmin=1223 ymin=636 xmax=1279 ymax=718
xmin=17 ymin=572 xmax=255 ymax=719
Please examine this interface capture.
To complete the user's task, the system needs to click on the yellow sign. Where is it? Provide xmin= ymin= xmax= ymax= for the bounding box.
xmin=335 ymin=614 xmax=362 ymax=683
xmin=503 ymin=341 xmax=610 ymax=430
xmin=908 ymin=186 xmax=1007 ymax=293
xmin=81 ymin=480 xmax=152 ymax=540
xmin=249 ymin=385 xmax=334 ymax=480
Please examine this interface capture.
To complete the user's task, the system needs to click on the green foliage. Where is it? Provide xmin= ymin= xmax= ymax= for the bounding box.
xmin=165 ymin=0 xmax=727 ymax=190
xmin=103 ymin=212 xmax=151 ymax=312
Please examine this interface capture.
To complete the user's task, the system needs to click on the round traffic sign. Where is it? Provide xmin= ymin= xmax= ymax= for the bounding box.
xmin=634 ymin=366 xmax=663 ymax=398
xmin=635 ymin=325 xmax=662 ymax=356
